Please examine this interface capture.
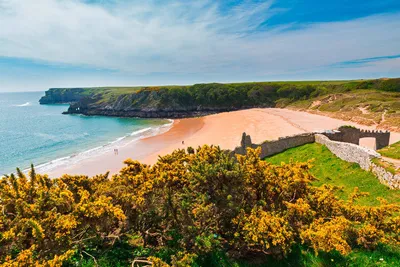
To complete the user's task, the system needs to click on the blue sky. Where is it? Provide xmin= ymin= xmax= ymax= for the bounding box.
xmin=0 ymin=0 xmax=399 ymax=92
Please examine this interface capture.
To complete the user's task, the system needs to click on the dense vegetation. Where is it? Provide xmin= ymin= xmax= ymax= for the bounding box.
xmin=1 ymin=146 xmax=399 ymax=266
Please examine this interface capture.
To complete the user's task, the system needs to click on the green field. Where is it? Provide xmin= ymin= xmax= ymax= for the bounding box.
xmin=265 ymin=143 xmax=400 ymax=206
xmin=378 ymin=141 xmax=400 ymax=160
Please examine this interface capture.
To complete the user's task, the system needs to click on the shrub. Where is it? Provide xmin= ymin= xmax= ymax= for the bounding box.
xmin=0 ymin=147 xmax=399 ymax=266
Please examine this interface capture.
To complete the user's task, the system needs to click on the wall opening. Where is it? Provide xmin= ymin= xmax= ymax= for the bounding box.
xmin=359 ymin=137 xmax=376 ymax=150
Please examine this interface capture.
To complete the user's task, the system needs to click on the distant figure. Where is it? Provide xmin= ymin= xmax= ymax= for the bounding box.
xmin=182 ymin=141 xmax=185 ymax=145
xmin=114 ymin=148 xmax=119 ymax=155
xmin=116 ymin=149 xmax=119 ymax=155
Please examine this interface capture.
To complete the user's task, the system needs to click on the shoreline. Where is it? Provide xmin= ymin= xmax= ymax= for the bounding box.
xmin=32 ymin=119 xmax=174 ymax=176
xmin=45 ymin=108 xmax=400 ymax=177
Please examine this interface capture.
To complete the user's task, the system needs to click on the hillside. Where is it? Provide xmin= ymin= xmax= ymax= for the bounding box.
xmin=39 ymin=79 xmax=400 ymax=130
xmin=286 ymin=90 xmax=400 ymax=131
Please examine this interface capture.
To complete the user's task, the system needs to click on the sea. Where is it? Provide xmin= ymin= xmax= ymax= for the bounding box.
xmin=0 ymin=91 xmax=172 ymax=175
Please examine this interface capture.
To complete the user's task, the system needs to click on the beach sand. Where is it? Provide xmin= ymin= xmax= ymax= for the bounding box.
xmin=47 ymin=108 xmax=400 ymax=177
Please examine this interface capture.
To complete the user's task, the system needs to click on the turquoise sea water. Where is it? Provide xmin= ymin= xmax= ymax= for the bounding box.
xmin=0 ymin=91 xmax=170 ymax=175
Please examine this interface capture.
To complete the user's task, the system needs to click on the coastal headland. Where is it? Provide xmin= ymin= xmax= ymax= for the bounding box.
xmin=40 ymin=78 xmax=400 ymax=130
xmin=38 ymin=79 xmax=400 ymax=176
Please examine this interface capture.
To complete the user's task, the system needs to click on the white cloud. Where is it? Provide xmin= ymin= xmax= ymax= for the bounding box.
xmin=0 ymin=0 xmax=399 ymax=78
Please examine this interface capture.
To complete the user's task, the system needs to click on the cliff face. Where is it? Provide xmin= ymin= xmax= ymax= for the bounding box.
xmin=40 ymin=87 xmax=265 ymax=118
xmin=39 ymin=88 xmax=87 ymax=104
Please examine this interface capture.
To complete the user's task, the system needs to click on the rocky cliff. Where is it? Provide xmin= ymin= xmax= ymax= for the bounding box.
xmin=39 ymin=87 xmax=265 ymax=118
xmin=39 ymin=88 xmax=89 ymax=104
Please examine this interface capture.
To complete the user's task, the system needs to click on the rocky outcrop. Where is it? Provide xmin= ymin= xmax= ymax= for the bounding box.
xmin=41 ymin=88 xmax=270 ymax=119
xmin=63 ymin=105 xmax=235 ymax=119
xmin=39 ymin=88 xmax=87 ymax=104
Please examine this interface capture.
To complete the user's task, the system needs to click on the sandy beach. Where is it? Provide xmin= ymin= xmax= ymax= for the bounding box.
xmin=47 ymin=108 xmax=400 ymax=177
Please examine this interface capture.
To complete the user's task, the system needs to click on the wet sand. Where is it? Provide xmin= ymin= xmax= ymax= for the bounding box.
xmin=47 ymin=108 xmax=400 ymax=177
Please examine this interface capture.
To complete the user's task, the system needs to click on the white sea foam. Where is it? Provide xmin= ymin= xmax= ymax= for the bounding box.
xmin=32 ymin=120 xmax=174 ymax=174
xmin=13 ymin=102 xmax=31 ymax=107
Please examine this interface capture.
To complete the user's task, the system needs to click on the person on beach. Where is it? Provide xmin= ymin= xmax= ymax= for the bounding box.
xmin=182 ymin=141 xmax=185 ymax=145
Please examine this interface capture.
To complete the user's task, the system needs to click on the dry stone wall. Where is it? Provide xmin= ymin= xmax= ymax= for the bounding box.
xmin=233 ymin=133 xmax=315 ymax=158
xmin=370 ymin=164 xmax=400 ymax=189
xmin=315 ymin=134 xmax=399 ymax=189
xmin=322 ymin=126 xmax=390 ymax=149
xmin=314 ymin=134 xmax=379 ymax=170
xmin=258 ymin=134 xmax=315 ymax=158
xmin=232 ymin=131 xmax=399 ymax=189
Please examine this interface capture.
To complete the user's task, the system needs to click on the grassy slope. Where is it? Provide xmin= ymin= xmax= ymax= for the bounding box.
xmin=287 ymin=90 xmax=400 ymax=131
xmin=265 ymin=143 xmax=400 ymax=206
xmin=378 ymin=141 xmax=400 ymax=160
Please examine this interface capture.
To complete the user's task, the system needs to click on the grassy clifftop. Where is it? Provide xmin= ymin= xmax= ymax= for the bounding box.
xmin=39 ymin=78 xmax=400 ymax=128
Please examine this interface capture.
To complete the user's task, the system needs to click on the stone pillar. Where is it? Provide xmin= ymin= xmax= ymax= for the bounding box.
xmin=240 ymin=132 xmax=252 ymax=153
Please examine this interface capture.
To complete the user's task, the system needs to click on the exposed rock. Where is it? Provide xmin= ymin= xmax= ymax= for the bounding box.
xmin=39 ymin=88 xmax=86 ymax=104
xmin=41 ymin=88 xmax=268 ymax=119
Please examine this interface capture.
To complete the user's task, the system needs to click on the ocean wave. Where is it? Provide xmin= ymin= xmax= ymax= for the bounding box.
xmin=32 ymin=120 xmax=174 ymax=174
xmin=13 ymin=102 xmax=31 ymax=107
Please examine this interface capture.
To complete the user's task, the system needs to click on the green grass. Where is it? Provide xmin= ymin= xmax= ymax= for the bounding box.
xmin=70 ymin=244 xmax=400 ymax=267
xmin=378 ymin=141 xmax=400 ymax=160
xmin=265 ymin=143 xmax=400 ymax=206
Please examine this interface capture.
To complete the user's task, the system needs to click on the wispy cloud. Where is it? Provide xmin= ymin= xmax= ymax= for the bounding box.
xmin=331 ymin=54 xmax=400 ymax=68
xmin=0 ymin=0 xmax=399 ymax=89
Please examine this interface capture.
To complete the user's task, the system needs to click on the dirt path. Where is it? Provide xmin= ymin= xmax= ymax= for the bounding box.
xmin=382 ymin=156 xmax=400 ymax=170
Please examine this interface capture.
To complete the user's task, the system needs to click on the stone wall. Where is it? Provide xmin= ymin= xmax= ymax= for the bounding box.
xmin=233 ymin=132 xmax=315 ymax=158
xmin=315 ymin=134 xmax=379 ymax=170
xmin=370 ymin=164 xmax=400 ymax=189
xmin=232 ymin=131 xmax=399 ymax=189
xmin=322 ymin=126 xmax=390 ymax=150
xmin=315 ymin=134 xmax=399 ymax=189
xmin=360 ymin=129 xmax=390 ymax=150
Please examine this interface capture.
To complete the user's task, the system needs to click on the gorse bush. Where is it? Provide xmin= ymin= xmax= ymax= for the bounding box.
xmin=0 ymin=146 xmax=399 ymax=266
